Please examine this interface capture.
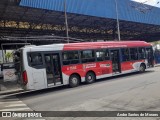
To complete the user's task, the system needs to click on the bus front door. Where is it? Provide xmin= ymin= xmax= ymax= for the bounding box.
xmin=44 ymin=53 xmax=62 ymax=86
xmin=146 ymin=47 xmax=154 ymax=67
xmin=110 ymin=50 xmax=121 ymax=74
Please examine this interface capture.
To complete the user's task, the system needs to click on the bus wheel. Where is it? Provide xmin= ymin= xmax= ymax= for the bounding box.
xmin=139 ymin=64 xmax=146 ymax=72
xmin=69 ymin=74 xmax=80 ymax=87
xmin=85 ymin=72 xmax=96 ymax=84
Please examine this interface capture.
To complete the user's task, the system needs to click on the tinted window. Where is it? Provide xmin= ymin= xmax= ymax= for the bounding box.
xmin=28 ymin=53 xmax=43 ymax=66
xmin=96 ymin=50 xmax=105 ymax=61
xmin=105 ymin=49 xmax=110 ymax=60
xmin=81 ymin=50 xmax=95 ymax=63
xmin=121 ymin=48 xmax=130 ymax=61
xmin=45 ymin=55 xmax=52 ymax=73
xmin=138 ymin=47 xmax=146 ymax=59
xmin=146 ymin=47 xmax=153 ymax=58
xmin=130 ymin=48 xmax=138 ymax=60
xmin=62 ymin=51 xmax=79 ymax=65
xmin=96 ymin=49 xmax=110 ymax=61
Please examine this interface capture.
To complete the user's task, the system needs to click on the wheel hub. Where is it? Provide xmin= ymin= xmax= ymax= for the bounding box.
xmin=72 ymin=78 xmax=78 ymax=84
xmin=88 ymin=75 xmax=92 ymax=80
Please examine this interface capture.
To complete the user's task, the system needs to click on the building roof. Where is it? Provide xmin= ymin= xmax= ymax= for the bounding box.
xmin=20 ymin=0 xmax=160 ymax=25
xmin=0 ymin=0 xmax=160 ymax=47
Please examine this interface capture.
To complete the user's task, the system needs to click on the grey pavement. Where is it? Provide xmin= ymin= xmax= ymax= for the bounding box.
xmin=17 ymin=67 xmax=160 ymax=111
xmin=21 ymin=67 xmax=160 ymax=119
xmin=0 ymin=79 xmax=23 ymax=95
xmin=0 ymin=66 xmax=160 ymax=120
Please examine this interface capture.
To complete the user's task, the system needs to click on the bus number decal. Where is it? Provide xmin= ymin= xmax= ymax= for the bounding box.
xmin=70 ymin=66 xmax=77 ymax=70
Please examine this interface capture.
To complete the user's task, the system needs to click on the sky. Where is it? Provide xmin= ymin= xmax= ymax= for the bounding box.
xmin=132 ymin=0 xmax=160 ymax=7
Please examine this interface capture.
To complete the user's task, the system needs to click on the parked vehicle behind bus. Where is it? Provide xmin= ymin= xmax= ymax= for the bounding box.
xmin=13 ymin=41 xmax=154 ymax=91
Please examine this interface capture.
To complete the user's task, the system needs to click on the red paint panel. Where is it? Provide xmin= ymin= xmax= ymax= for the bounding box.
xmin=62 ymin=64 xmax=85 ymax=77
xmin=61 ymin=61 xmax=113 ymax=77
xmin=121 ymin=61 xmax=133 ymax=71
xmin=96 ymin=61 xmax=113 ymax=75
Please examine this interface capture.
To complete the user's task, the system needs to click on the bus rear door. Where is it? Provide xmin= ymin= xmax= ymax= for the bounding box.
xmin=146 ymin=47 xmax=154 ymax=67
xmin=44 ymin=53 xmax=62 ymax=87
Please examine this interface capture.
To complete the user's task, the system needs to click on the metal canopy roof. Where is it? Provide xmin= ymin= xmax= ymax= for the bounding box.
xmin=20 ymin=0 xmax=160 ymax=25
xmin=0 ymin=0 xmax=160 ymax=46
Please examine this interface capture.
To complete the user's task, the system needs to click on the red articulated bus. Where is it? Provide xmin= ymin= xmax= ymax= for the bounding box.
xmin=14 ymin=41 xmax=154 ymax=90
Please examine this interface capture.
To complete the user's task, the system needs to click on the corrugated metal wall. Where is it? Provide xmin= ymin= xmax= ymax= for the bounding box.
xmin=20 ymin=0 xmax=160 ymax=25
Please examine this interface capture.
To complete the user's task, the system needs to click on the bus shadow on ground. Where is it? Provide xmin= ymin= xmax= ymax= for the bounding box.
xmin=3 ymin=70 xmax=155 ymax=99
xmin=96 ymin=70 xmax=154 ymax=83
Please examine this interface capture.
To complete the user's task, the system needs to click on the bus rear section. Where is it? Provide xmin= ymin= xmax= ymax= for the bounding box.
xmin=17 ymin=48 xmax=65 ymax=90
xmin=13 ymin=49 xmax=28 ymax=89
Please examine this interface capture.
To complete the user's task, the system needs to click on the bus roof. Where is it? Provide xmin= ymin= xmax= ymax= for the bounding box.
xmin=63 ymin=41 xmax=152 ymax=50
xmin=27 ymin=41 xmax=152 ymax=51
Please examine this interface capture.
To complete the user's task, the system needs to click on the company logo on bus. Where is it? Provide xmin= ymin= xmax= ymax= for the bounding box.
xmin=83 ymin=64 xmax=96 ymax=69
xmin=100 ymin=64 xmax=111 ymax=68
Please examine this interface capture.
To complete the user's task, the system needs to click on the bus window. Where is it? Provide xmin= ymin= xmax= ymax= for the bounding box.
xmin=96 ymin=49 xmax=110 ymax=61
xmin=96 ymin=49 xmax=105 ymax=61
xmin=45 ymin=55 xmax=52 ymax=73
xmin=105 ymin=49 xmax=110 ymax=60
xmin=138 ymin=48 xmax=146 ymax=59
xmin=130 ymin=48 xmax=138 ymax=60
xmin=28 ymin=53 xmax=43 ymax=66
xmin=121 ymin=48 xmax=130 ymax=61
xmin=62 ymin=51 xmax=79 ymax=65
xmin=81 ymin=50 xmax=95 ymax=63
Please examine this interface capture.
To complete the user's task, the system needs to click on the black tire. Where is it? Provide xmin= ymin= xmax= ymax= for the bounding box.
xmin=85 ymin=72 xmax=96 ymax=84
xmin=69 ymin=74 xmax=80 ymax=87
xmin=139 ymin=64 xmax=146 ymax=72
